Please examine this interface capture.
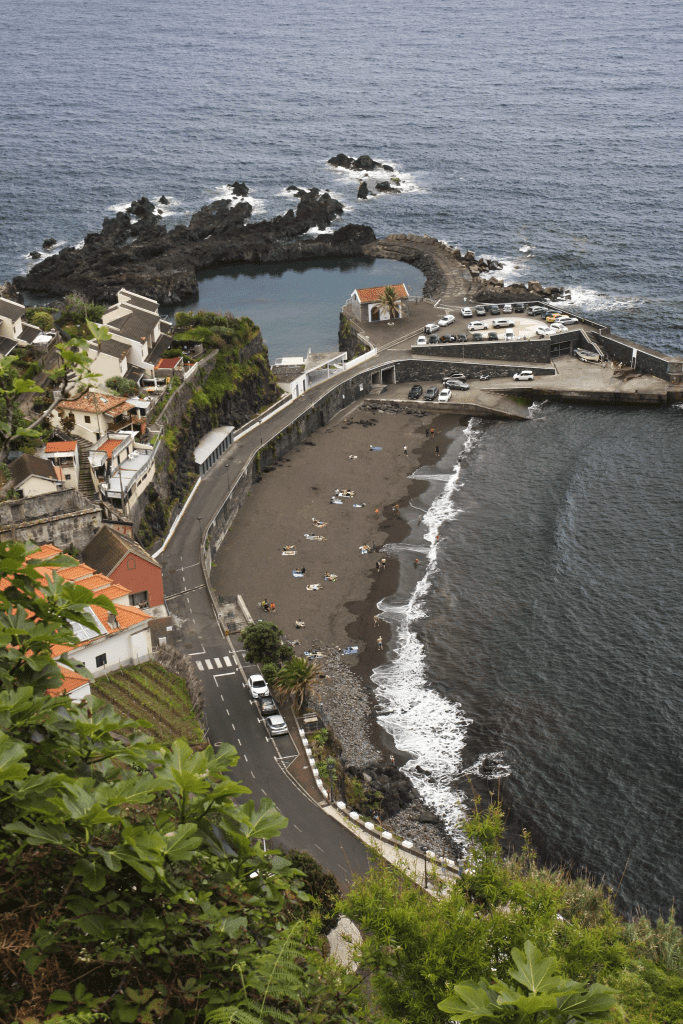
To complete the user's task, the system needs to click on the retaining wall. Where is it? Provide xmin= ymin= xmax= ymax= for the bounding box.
xmin=412 ymin=336 xmax=552 ymax=363
xmin=395 ymin=359 xmax=556 ymax=381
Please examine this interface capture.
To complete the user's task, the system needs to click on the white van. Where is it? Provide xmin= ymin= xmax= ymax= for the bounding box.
xmin=424 ymin=323 xmax=439 ymax=334
xmin=505 ymin=328 xmax=515 ymax=341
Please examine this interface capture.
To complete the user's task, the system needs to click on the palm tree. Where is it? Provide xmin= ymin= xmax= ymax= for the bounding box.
xmin=272 ymin=657 xmax=320 ymax=713
xmin=378 ymin=285 xmax=402 ymax=321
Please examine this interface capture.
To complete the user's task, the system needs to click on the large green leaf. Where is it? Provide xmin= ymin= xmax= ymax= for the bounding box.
xmin=75 ymin=857 xmax=108 ymax=892
xmin=0 ymin=731 xmax=29 ymax=783
xmin=231 ymin=799 xmax=288 ymax=840
xmin=556 ymin=982 xmax=618 ymax=1017
xmin=508 ymin=940 xmax=562 ymax=994
xmin=164 ymin=823 xmax=202 ymax=862
xmin=437 ymin=980 xmax=498 ymax=1021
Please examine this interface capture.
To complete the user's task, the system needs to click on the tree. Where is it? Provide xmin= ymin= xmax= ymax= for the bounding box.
xmin=0 ymin=541 xmax=368 ymax=1023
xmin=437 ymin=941 xmax=617 ymax=1023
xmin=241 ymin=621 xmax=293 ymax=665
xmin=378 ymin=285 xmax=402 ymax=320
xmin=0 ymin=328 xmax=98 ymax=465
xmin=272 ymin=657 xmax=320 ymax=713
xmin=106 ymin=375 xmax=139 ymax=397
xmin=23 ymin=309 xmax=54 ymax=332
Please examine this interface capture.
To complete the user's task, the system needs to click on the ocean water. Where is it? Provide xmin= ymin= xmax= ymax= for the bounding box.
xmin=4 ymin=0 xmax=682 ymax=917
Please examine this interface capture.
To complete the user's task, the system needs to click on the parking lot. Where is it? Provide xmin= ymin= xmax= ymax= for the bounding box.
xmin=416 ymin=302 xmax=578 ymax=345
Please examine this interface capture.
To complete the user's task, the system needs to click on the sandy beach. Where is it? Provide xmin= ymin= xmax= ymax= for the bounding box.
xmin=212 ymin=400 xmax=467 ymax=858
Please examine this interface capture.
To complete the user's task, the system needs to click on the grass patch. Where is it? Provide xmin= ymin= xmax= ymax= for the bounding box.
xmin=92 ymin=661 xmax=204 ymax=748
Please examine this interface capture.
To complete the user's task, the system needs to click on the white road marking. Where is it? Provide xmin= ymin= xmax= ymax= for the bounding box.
xmin=195 ymin=660 xmax=204 ymax=671
xmin=237 ymin=738 xmax=241 ymax=746
xmin=214 ymin=680 xmax=218 ymax=687
xmin=293 ymin=824 xmax=302 ymax=832
xmin=315 ymin=844 xmax=324 ymax=853
xmin=183 ymin=562 xmax=201 ymax=569
xmin=220 ymin=694 xmax=224 ymax=701
xmin=204 ymin=658 xmax=213 ymax=670
xmin=243 ymin=754 xmax=248 ymax=762
xmin=222 ymin=655 xmax=232 ymax=667
xmin=213 ymin=672 xmax=232 ymax=679
xmin=188 ymin=648 xmax=205 ymax=656
xmin=251 ymin=771 xmax=255 ymax=777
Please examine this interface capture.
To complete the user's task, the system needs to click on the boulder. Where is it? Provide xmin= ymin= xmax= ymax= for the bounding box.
xmin=29 ymin=251 xmax=41 ymax=260
xmin=158 ymin=195 xmax=170 ymax=205
xmin=328 ymin=153 xmax=355 ymax=169
xmin=375 ymin=180 xmax=400 ymax=193
xmin=382 ymin=164 xmax=394 ymax=171
xmin=357 ymin=180 xmax=369 ymax=200
xmin=528 ymin=280 xmax=542 ymax=292
xmin=0 ymin=280 xmax=21 ymax=302
xmin=231 ymin=181 xmax=249 ymax=197
xmin=43 ymin=237 xmax=57 ymax=249
xmin=464 ymin=250 xmax=476 ymax=262
xmin=418 ymin=811 xmax=440 ymax=823
xmin=353 ymin=154 xmax=380 ymax=171
xmin=127 ymin=197 xmax=157 ymax=220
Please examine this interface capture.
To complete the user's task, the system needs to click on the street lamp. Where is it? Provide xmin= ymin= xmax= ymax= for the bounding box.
xmin=258 ymin=419 xmax=263 ymax=447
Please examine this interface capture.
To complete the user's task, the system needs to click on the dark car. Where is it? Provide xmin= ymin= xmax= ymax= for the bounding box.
xmin=513 ymin=303 xmax=525 ymax=313
xmin=442 ymin=334 xmax=456 ymax=343
xmin=473 ymin=332 xmax=484 ymax=341
xmin=489 ymin=305 xmax=501 ymax=316
xmin=457 ymin=334 xmax=467 ymax=343
xmin=445 ymin=379 xmax=470 ymax=391
xmin=488 ymin=331 xmax=499 ymax=340
xmin=428 ymin=334 xmax=440 ymax=344
xmin=258 ymin=695 xmax=278 ymax=716
xmin=408 ymin=384 xmax=423 ymax=400
xmin=424 ymin=386 xmax=439 ymax=401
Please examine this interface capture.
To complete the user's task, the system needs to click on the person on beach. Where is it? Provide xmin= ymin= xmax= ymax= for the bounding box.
xmin=270 ymin=602 xmax=276 ymax=613
xmin=414 ymin=557 xmax=420 ymax=567
xmin=375 ymin=508 xmax=380 ymax=516
xmin=381 ymin=558 xmax=386 ymax=570
xmin=435 ymin=445 xmax=439 ymax=455
xmin=430 ymin=428 xmax=434 ymax=437
xmin=390 ymin=755 xmax=395 ymax=765
xmin=404 ymin=445 xmax=408 ymax=456
xmin=377 ymin=636 xmax=383 ymax=651
xmin=376 ymin=560 xmax=381 ymax=573
xmin=425 ymin=427 xmax=429 ymax=437
xmin=393 ymin=503 xmax=400 ymax=517
xmin=373 ymin=614 xmax=380 ymax=626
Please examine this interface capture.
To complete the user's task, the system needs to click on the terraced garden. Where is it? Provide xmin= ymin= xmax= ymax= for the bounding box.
xmin=92 ymin=661 xmax=205 ymax=747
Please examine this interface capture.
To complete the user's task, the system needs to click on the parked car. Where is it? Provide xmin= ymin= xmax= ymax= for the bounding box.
xmin=428 ymin=334 xmax=440 ymax=344
xmin=489 ymin=305 xmax=501 ymax=316
xmin=258 ymin=695 xmax=279 ymax=716
xmin=467 ymin=321 xmax=488 ymax=332
xmin=457 ymin=334 xmax=467 ymax=343
xmin=502 ymin=303 xmax=513 ymax=313
xmin=443 ymin=372 xmax=466 ymax=381
xmin=475 ymin=305 xmax=487 ymax=316
xmin=264 ymin=714 xmax=289 ymax=737
xmin=460 ymin=307 xmax=472 ymax=317
xmin=424 ymin=322 xmax=439 ymax=333
xmin=424 ymin=386 xmax=439 ymax=401
xmin=445 ymin=379 xmax=470 ymax=390
xmin=492 ymin=318 xmax=514 ymax=329
xmin=438 ymin=314 xmax=456 ymax=326
xmin=442 ymin=334 xmax=456 ymax=343
xmin=479 ymin=373 xmax=492 ymax=380
xmin=488 ymin=331 xmax=499 ymax=340
xmin=248 ymin=674 xmax=270 ymax=699
xmin=437 ymin=387 xmax=451 ymax=403
xmin=473 ymin=333 xmax=484 ymax=341
xmin=513 ymin=370 xmax=534 ymax=381
xmin=536 ymin=326 xmax=550 ymax=337
xmin=558 ymin=316 xmax=578 ymax=325
xmin=408 ymin=384 xmax=423 ymax=399
xmin=416 ymin=334 xmax=427 ymax=346
xmin=513 ymin=303 xmax=526 ymax=313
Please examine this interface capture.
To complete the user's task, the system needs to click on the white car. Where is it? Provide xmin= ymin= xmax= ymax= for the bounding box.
xmin=438 ymin=314 xmax=456 ymax=327
xmin=437 ymin=387 xmax=451 ymax=403
xmin=467 ymin=321 xmax=488 ymax=332
xmin=513 ymin=371 xmax=534 ymax=381
xmin=248 ymin=673 xmax=270 ymax=699
xmin=502 ymin=303 xmax=513 ymax=313
xmin=536 ymin=326 xmax=550 ymax=337
xmin=264 ymin=714 xmax=289 ymax=737
xmin=416 ymin=334 xmax=427 ymax=346
xmin=460 ymin=307 xmax=472 ymax=317
xmin=558 ymin=316 xmax=578 ymax=325
xmin=424 ymin=322 xmax=439 ymax=334
xmin=492 ymin=318 xmax=514 ymax=329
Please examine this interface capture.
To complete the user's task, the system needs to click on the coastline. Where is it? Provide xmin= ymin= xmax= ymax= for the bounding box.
xmin=211 ymin=401 xmax=467 ymax=858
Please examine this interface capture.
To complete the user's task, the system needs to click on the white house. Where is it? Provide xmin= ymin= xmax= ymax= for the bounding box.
xmin=347 ymin=283 xmax=409 ymax=323
xmin=100 ymin=288 xmax=173 ymax=372
xmin=10 ymin=454 xmax=64 ymax=498
xmin=271 ymin=349 xmax=348 ymax=398
xmin=0 ymin=296 xmax=53 ymax=355
xmin=38 ymin=441 xmax=79 ymax=490
xmin=55 ymin=389 xmax=141 ymax=444
xmin=88 ymin=335 xmax=131 ymax=383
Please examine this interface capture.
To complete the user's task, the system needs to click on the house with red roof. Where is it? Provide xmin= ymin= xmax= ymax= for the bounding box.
xmin=154 ymin=354 xmax=184 ymax=378
xmin=348 ymin=282 xmax=409 ymax=322
xmin=81 ymin=525 xmax=164 ymax=610
xmin=37 ymin=440 xmax=79 ymax=489
xmin=3 ymin=543 xmax=155 ymax=700
xmin=53 ymin=389 xmax=149 ymax=445
xmin=100 ymin=288 xmax=174 ymax=372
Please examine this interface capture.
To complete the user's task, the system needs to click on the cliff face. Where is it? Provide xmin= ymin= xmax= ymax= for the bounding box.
xmin=138 ymin=331 xmax=280 ymax=549
xmin=13 ymin=190 xmax=375 ymax=305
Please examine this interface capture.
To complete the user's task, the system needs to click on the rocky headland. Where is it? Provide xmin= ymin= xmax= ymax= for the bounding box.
xmin=13 ymin=188 xmax=375 ymax=306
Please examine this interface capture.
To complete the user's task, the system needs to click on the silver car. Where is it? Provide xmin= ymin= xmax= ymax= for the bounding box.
xmin=264 ymin=714 xmax=289 ymax=736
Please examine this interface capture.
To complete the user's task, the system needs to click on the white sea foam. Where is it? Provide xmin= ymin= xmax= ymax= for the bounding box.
xmin=528 ymin=399 xmax=549 ymax=419
xmin=519 ymin=244 xmax=532 ymax=253
xmin=372 ymin=420 xmax=486 ymax=836
xmin=554 ymin=286 xmax=644 ymax=313
xmin=325 ymin=158 xmax=425 ymax=195
xmin=481 ymin=257 xmax=525 ymax=284
xmin=212 ymin=184 xmax=266 ymax=215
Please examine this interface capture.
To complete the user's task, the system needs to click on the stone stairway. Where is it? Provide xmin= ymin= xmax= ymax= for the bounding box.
xmin=76 ymin=438 xmax=96 ymax=497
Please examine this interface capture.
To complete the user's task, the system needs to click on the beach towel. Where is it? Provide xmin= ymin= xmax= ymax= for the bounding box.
xmin=311 ymin=518 xmax=327 ymax=527
xmin=359 ymin=544 xmax=370 ymax=554
xmin=304 ymin=534 xmax=325 ymax=541
xmin=306 ymin=583 xmax=322 ymax=591
xmin=348 ymin=455 xmax=358 ymax=459
xmin=324 ymin=573 xmax=338 ymax=582
xmin=336 ymin=489 xmax=355 ymax=497
xmin=369 ymin=446 xmax=382 ymax=451
xmin=330 ymin=498 xmax=343 ymax=505
xmin=292 ymin=571 xmax=305 ymax=578
xmin=352 ymin=503 xmax=366 ymax=508
xmin=282 ymin=549 xmax=297 ymax=556
xmin=341 ymin=645 xmax=359 ymax=655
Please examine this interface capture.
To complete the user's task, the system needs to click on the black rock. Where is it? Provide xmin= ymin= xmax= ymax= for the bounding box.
xmin=418 ymin=811 xmax=440 ymax=823
xmin=353 ymin=154 xmax=380 ymax=171
xmin=357 ymin=180 xmax=369 ymax=200
xmin=29 ymin=251 xmax=41 ymax=260
xmin=127 ymin=197 xmax=158 ymax=220
xmin=328 ymin=153 xmax=355 ymax=169
xmin=158 ymin=195 xmax=169 ymax=205
xmin=375 ymin=180 xmax=401 ymax=194
xmin=231 ymin=181 xmax=249 ymax=197
xmin=382 ymin=164 xmax=394 ymax=171
xmin=43 ymin=237 xmax=57 ymax=249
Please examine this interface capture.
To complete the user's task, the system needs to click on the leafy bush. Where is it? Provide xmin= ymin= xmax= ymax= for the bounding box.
xmin=60 ymin=292 xmax=105 ymax=325
xmin=105 ymin=375 xmax=139 ymax=396
xmin=23 ymin=308 xmax=54 ymax=331
xmin=286 ymin=850 xmax=341 ymax=931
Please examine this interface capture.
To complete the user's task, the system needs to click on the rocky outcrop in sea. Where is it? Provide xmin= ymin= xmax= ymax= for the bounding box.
xmin=13 ymin=188 xmax=375 ymax=305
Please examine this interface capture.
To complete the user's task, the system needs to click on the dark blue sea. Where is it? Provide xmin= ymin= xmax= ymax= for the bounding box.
xmin=5 ymin=0 xmax=682 ymax=918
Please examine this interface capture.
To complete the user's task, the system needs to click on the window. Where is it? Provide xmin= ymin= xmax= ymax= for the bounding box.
xmin=65 ymin=473 xmax=71 ymax=480
xmin=95 ymin=653 xmax=107 ymax=668
xmin=130 ymin=590 xmax=149 ymax=607
xmin=84 ymin=415 xmax=91 ymax=423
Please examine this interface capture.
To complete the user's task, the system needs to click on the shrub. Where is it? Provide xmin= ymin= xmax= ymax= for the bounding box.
xmin=105 ymin=376 xmax=139 ymax=397
xmin=23 ymin=309 xmax=54 ymax=331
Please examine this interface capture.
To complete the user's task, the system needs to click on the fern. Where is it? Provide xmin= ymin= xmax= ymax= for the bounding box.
xmin=206 ymin=927 xmax=305 ymax=1024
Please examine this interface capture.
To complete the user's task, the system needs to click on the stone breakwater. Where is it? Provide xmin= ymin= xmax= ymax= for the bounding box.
xmin=363 ymin=233 xmax=567 ymax=303
xmin=13 ymin=189 xmax=375 ymax=305
xmin=313 ymin=652 xmax=463 ymax=861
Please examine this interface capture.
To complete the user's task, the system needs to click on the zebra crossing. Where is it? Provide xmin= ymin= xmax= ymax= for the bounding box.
xmin=195 ymin=655 xmax=233 ymax=672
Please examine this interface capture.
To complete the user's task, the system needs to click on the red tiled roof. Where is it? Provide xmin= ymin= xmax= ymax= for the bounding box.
xmin=354 ymin=283 xmax=409 ymax=304
xmin=48 ymin=666 xmax=90 ymax=698
xmin=156 ymin=356 xmax=183 ymax=369
xmin=95 ymin=437 xmax=128 ymax=459
xmin=45 ymin=441 xmax=77 ymax=453
xmin=59 ymin=391 xmax=131 ymax=415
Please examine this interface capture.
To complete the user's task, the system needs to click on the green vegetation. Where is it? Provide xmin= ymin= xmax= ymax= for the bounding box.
xmin=91 ymin=661 xmax=204 ymax=748
xmin=60 ymin=291 xmax=106 ymax=332
xmin=240 ymin=621 xmax=294 ymax=666
xmin=272 ymin=656 xmax=320 ymax=712
xmin=23 ymin=307 xmax=56 ymax=331
xmin=105 ymin=375 xmax=139 ymax=397
xmin=378 ymin=284 xmax=402 ymax=320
